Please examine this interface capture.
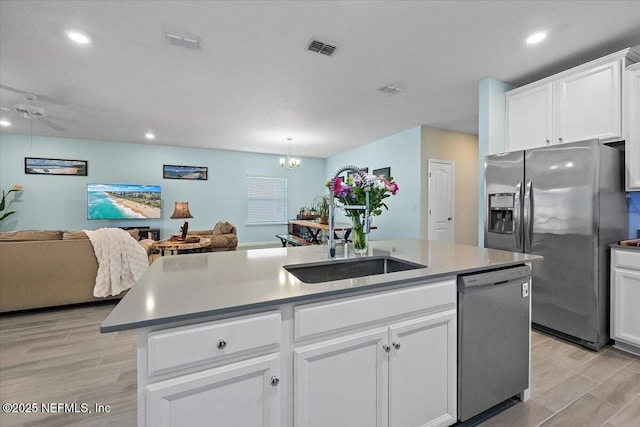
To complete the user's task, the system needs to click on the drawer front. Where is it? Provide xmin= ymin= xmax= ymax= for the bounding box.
xmin=614 ymin=249 xmax=640 ymax=270
xmin=294 ymin=278 xmax=456 ymax=341
xmin=148 ymin=311 xmax=281 ymax=376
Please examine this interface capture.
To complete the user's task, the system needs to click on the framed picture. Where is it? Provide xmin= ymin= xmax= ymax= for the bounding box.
xmin=347 ymin=167 xmax=368 ymax=180
xmin=373 ymin=167 xmax=391 ymax=179
xmin=25 ymin=157 xmax=88 ymax=176
xmin=163 ymin=165 xmax=208 ymax=180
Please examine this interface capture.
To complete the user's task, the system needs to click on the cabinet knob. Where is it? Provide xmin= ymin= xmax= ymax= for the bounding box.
xmin=559 ymin=137 xmax=563 ymax=143
xmin=546 ymin=139 xmax=550 ymax=145
xmin=383 ymin=344 xmax=391 ymax=353
xmin=270 ymin=375 xmax=280 ymax=386
xmin=392 ymin=341 xmax=401 ymax=350
xmin=216 ymin=339 xmax=227 ymax=350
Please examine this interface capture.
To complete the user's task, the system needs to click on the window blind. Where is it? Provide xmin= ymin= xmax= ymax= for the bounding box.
xmin=246 ymin=176 xmax=287 ymax=225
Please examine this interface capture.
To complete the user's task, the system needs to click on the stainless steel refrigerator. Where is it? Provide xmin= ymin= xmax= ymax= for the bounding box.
xmin=484 ymin=139 xmax=627 ymax=350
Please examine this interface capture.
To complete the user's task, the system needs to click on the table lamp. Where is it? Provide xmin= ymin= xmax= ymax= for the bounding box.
xmin=170 ymin=201 xmax=193 ymax=240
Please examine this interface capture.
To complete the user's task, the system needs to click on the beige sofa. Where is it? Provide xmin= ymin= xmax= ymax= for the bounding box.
xmin=0 ymin=229 xmax=154 ymax=313
xmin=187 ymin=221 xmax=238 ymax=252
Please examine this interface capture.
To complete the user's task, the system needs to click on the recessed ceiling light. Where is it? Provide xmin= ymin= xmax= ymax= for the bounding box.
xmin=526 ymin=32 xmax=547 ymax=45
xmin=67 ymin=31 xmax=91 ymax=44
xmin=0 ymin=119 xmax=11 ymax=127
xmin=145 ymin=132 xmax=155 ymax=140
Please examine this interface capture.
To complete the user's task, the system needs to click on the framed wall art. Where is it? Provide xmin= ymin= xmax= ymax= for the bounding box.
xmin=348 ymin=167 xmax=368 ymax=180
xmin=163 ymin=165 xmax=208 ymax=180
xmin=373 ymin=167 xmax=390 ymax=178
xmin=25 ymin=157 xmax=88 ymax=176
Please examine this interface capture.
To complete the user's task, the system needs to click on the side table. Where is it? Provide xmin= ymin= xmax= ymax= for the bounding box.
xmin=153 ymin=238 xmax=212 ymax=256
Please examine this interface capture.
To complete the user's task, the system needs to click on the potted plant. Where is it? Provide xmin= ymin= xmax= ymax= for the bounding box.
xmin=313 ymin=195 xmax=330 ymax=224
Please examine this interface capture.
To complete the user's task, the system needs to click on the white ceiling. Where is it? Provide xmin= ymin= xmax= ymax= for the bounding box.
xmin=1 ymin=1 xmax=639 ymax=159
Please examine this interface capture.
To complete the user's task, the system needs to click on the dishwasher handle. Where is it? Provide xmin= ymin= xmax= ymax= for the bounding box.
xmin=458 ymin=265 xmax=531 ymax=290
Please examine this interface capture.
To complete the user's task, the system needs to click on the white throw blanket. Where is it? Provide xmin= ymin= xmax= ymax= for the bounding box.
xmin=85 ymin=228 xmax=149 ymax=297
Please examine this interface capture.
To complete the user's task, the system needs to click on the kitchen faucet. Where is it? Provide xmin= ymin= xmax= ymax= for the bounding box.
xmin=328 ymin=165 xmax=370 ymax=258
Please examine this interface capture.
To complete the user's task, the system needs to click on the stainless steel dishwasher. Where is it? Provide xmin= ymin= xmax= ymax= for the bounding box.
xmin=457 ymin=265 xmax=531 ymax=422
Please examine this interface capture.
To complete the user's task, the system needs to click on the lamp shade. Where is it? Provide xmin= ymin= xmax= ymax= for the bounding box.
xmin=170 ymin=202 xmax=193 ymax=219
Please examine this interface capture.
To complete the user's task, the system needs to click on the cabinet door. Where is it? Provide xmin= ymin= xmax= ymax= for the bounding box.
xmin=612 ymin=267 xmax=640 ymax=347
xmin=294 ymin=328 xmax=389 ymax=427
xmin=556 ymin=60 xmax=622 ymax=143
xmin=388 ymin=310 xmax=457 ymax=427
xmin=506 ymin=83 xmax=553 ymax=152
xmin=146 ymin=353 xmax=280 ymax=427
xmin=626 ymin=65 xmax=640 ymax=190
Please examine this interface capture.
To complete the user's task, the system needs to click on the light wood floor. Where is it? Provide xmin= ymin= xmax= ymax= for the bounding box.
xmin=1 ymin=303 xmax=639 ymax=427
xmin=480 ymin=330 xmax=640 ymax=427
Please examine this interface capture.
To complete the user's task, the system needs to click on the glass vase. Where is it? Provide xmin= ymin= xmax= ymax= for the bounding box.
xmin=350 ymin=214 xmax=368 ymax=255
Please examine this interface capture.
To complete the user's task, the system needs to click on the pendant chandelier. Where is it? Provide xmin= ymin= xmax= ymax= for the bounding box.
xmin=279 ymin=137 xmax=301 ymax=169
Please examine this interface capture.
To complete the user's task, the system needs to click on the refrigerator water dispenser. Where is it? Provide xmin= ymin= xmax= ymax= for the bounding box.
xmin=488 ymin=193 xmax=515 ymax=233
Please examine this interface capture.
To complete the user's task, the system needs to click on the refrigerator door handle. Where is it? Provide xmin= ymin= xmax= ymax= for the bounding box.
xmin=514 ymin=180 xmax=522 ymax=249
xmin=523 ymin=179 xmax=532 ymax=251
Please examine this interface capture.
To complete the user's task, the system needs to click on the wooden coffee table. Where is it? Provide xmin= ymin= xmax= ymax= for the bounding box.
xmin=153 ymin=238 xmax=211 ymax=256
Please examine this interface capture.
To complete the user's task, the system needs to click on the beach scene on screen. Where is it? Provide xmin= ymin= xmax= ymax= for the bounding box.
xmin=88 ymin=184 xmax=161 ymax=219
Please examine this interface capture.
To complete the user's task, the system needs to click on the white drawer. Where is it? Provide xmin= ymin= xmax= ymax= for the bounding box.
xmin=147 ymin=311 xmax=281 ymax=376
xmin=614 ymin=249 xmax=640 ymax=270
xmin=294 ymin=278 xmax=455 ymax=341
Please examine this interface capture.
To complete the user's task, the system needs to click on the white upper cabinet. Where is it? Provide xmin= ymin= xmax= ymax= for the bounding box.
xmin=506 ymin=83 xmax=553 ymax=151
xmin=557 ymin=60 xmax=622 ymax=143
xmin=506 ymin=48 xmax=639 ymax=152
xmin=626 ymin=63 xmax=640 ymax=191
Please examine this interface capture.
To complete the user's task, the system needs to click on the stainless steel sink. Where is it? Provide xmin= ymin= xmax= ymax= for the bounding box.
xmin=283 ymin=256 xmax=426 ymax=284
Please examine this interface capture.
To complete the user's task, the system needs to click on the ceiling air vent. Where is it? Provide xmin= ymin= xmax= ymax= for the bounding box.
xmin=165 ymin=32 xmax=201 ymax=50
xmin=308 ymin=39 xmax=337 ymax=56
xmin=377 ymin=85 xmax=403 ymax=94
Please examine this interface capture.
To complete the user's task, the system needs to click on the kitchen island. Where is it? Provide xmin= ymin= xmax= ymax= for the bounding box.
xmin=101 ymin=239 xmax=541 ymax=427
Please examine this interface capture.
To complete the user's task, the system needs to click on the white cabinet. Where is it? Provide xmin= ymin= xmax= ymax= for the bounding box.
xmin=388 ymin=311 xmax=456 ymax=427
xmin=611 ymin=248 xmax=640 ymax=355
xmin=138 ymin=279 xmax=457 ymax=427
xmin=146 ymin=354 xmax=280 ymax=427
xmin=506 ymin=83 xmax=553 ymax=151
xmin=139 ymin=311 xmax=282 ymax=427
xmin=294 ymin=279 xmax=457 ymax=427
xmin=556 ymin=60 xmax=622 ymax=143
xmin=294 ymin=328 xmax=389 ymax=427
xmin=626 ymin=63 xmax=640 ymax=190
xmin=506 ymin=48 xmax=639 ymax=152
xmin=294 ymin=311 xmax=456 ymax=427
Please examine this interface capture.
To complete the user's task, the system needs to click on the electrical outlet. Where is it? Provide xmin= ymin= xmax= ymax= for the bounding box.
xmin=521 ymin=282 xmax=529 ymax=298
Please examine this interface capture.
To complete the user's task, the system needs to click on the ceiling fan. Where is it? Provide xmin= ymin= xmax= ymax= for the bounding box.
xmin=1 ymin=94 xmax=67 ymax=131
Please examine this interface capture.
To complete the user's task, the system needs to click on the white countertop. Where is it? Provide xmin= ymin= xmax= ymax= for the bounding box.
xmin=100 ymin=239 xmax=541 ymax=332
xmin=610 ymin=243 xmax=640 ymax=251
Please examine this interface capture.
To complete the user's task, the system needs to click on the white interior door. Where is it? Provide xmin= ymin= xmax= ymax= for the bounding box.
xmin=428 ymin=160 xmax=454 ymax=242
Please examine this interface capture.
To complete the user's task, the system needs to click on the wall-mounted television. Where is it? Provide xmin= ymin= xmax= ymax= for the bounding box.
xmin=88 ymin=184 xmax=161 ymax=220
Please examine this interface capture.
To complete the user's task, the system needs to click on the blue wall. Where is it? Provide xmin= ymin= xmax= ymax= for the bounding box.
xmin=325 ymin=127 xmax=422 ymax=240
xmin=629 ymin=192 xmax=640 ymax=238
xmin=0 ymin=134 xmax=326 ymax=243
xmin=477 ymin=78 xmax=514 ymax=247
xmin=3 ymin=129 xmax=636 ymax=243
